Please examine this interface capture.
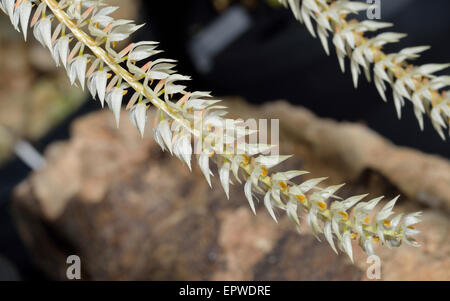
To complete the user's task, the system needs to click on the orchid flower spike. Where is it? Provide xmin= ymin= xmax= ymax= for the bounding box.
xmin=0 ymin=0 xmax=424 ymax=263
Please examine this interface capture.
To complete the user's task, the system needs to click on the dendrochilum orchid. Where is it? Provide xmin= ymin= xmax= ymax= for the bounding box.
xmin=0 ymin=0 xmax=426 ymax=264
xmin=279 ymin=0 xmax=450 ymax=139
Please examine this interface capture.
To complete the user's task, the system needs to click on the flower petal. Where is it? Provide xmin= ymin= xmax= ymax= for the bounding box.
xmin=131 ymin=103 xmax=147 ymax=138
xmin=158 ymin=119 xmax=173 ymax=154
xmin=219 ymin=162 xmax=230 ymax=199
xmin=324 ymin=221 xmax=338 ymax=254
xmin=263 ymin=191 xmax=277 ymax=223
xmin=198 ymin=152 xmax=212 ymax=187
xmin=244 ymin=179 xmax=256 ymax=215
xmin=343 ymin=231 xmax=354 ymax=263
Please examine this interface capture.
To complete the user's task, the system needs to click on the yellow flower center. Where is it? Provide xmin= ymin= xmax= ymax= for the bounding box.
xmin=317 ymin=201 xmax=327 ymax=211
xmin=339 ymin=211 xmax=348 ymax=221
xmin=278 ymin=181 xmax=287 ymax=190
xmin=261 ymin=167 xmax=269 ymax=177
xmin=296 ymin=194 xmax=306 ymax=204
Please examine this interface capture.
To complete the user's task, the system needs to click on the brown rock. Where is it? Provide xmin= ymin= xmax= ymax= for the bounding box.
xmin=212 ymin=208 xmax=281 ymax=281
xmin=12 ymin=98 xmax=450 ymax=280
xmin=229 ymin=99 xmax=450 ymax=212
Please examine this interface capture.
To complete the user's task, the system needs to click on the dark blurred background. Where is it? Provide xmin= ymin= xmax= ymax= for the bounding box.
xmin=0 ymin=0 xmax=449 ymax=280
xmin=139 ymin=0 xmax=450 ymax=157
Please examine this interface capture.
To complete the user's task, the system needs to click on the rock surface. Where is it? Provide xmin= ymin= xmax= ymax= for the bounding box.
xmin=12 ymin=98 xmax=450 ymax=280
